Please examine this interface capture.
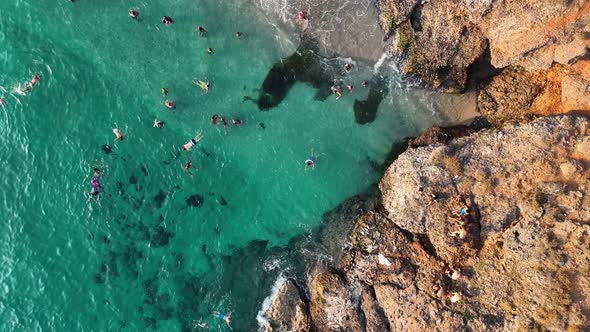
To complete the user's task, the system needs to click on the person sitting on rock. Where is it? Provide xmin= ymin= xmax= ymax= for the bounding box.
xmin=448 ymin=291 xmax=463 ymax=303
xmin=448 ymin=226 xmax=467 ymax=240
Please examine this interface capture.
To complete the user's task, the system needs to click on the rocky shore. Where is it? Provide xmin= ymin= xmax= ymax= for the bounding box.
xmin=260 ymin=1 xmax=589 ymax=331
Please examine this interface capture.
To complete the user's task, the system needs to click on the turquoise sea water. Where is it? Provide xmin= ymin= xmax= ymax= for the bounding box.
xmin=0 ymin=1 xmax=460 ymax=331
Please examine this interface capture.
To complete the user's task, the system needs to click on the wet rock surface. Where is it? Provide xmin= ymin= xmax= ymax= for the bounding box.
xmin=378 ymin=0 xmax=590 ymax=123
xmin=264 ymin=115 xmax=590 ymax=331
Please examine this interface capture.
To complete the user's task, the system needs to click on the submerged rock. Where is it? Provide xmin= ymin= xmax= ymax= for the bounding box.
xmin=153 ymin=190 xmax=167 ymax=208
xmin=256 ymin=38 xmax=336 ymax=110
xmin=186 ymin=194 xmax=203 ymax=207
xmin=353 ymin=87 xmax=389 ymax=124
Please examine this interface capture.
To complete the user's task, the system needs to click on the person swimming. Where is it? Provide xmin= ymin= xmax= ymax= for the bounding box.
xmin=162 ymin=16 xmax=173 ymax=25
xmin=361 ymin=80 xmax=369 ymax=87
xmin=298 ymin=10 xmax=307 ymax=20
xmin=235 ymin=31 xmax=243 ymax=38
xmin=182 ymin=130 xmax=204 ymax=151
xmin=231 ymin=119 xmax=242 ymax=126
xmin=220 ymin=117 xmax=228 ymax=131
xmin=210 ymin=114 xmax=219 ymax=125
xmin=24 ymin=75 xmax=40 ymax=91
xmin=207 ymin=47 xmax=214 ymax=55
xmin=196 ymin=25 xmax=207 ymax=36
xmin=112 ymin=128 xmax=124 ymax=142
xmin=346 ymin=84 xmax=354 ymax=93
xmin=153 ymin=119 xmax=164 ymax=128
xmin=183 ymin=159 xmax=194 ymax=176
xmin=161 ymin=87 xmax=168 ymax=96
xmin=192 ymin=319 xmax=208 ymax=329
xmin=304 ymin=149 xmax=316 ymax=170
xmin=164 ymin=100 xmax=176 ymax=109
xmin=343 ymin=63 xmax=352 ymax=72
xmin=90 ymin=168 xmax=103 ymax=196
xmin=214 ymin=312 xmax=231 ymax=329
xmin=330 ymin=86 xmax=342 ymax=100
xmin=194 ymin=80 xmax=210 ymax=94
xmin=129 ymin=9 xmax=139 ymax=19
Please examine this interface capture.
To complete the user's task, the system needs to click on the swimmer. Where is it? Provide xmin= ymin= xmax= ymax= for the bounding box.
xmin=90 ymin=168 xmax=103 ymax=196
xmin=161 ymin=87 xmax=168 ymax=96
xmin=346 ymin=84 xmax=353 ymax=93
xmin=361 ymin=80 xmax=369 ymax=87
xmin=129 ymin=9 xmax=139 ymax=19
xmin=343 ymin=63 xmax=352 ymax=72
xmin=220 ymin=117 xmax=228 ymax=132
xmin=235 ymin=31 xmax=243 ymax=38
xmin=113 ymin=128 xmax=125 ymax=142
xmin=162 ymin=16 xmax=173 ymax=25
xmin=298 ymin=10 xmax=307 ymax=20
xmin=194 ymin=80 xmax=210 ymax=94
xmin=24 ymin=75 xmax=41 ymax=91
xmin=196 ymin=25 xmax=207 ymax=36
xmin=164 ymin=100 xmax=176 ymax=109
xmin=182 ymin=130 xmax=204 ymax=151
xmin=183 ymin=159 xmax=194 ymax=176
xmin=231 ymin=118 xmax=242 ymax=126
xmin=330 ymin=86 xmax=342 ymax=100
xmin=153 ymin=119 xmax=164 ymax=128
xmin=214 ymin=312 xmax=231 ymax=329
xmin=207 ymin=47 xmax=214 ymax=55
xmin=192 ymin=319 xmax=208 ymax=329
xmin=304 ymin=148 xmax=316 ymax=170
xmin=210 ymin=114 xmax=219 ymax=125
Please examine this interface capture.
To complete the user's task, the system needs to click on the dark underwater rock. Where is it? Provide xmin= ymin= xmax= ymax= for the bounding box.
xmin=353 ymin=87 xmax=389 ymax=124
xmin=153 ymin=190 xmax=167 ymax=208
xmin=257 ymin=39 xmax=336 ymax=110
xmin=151 ymin=226 xmax=173 ymax=247
xmin=186 ymin=194 xmax=204 ymax=207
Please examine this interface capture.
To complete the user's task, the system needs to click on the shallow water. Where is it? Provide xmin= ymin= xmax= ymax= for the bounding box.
xmin=0 ymin=0 xmax=472 ymax=331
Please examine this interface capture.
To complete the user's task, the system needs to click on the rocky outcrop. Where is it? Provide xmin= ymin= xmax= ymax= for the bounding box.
xmin=379 ymin=0 xmax=590 ymax=125
xmin=263 ymin=279 xmax=312 ymax=332
xmin=264 ymin=114 xmax=590 ymax=331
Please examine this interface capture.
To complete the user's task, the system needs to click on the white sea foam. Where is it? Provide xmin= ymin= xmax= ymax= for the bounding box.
xmin=256 ymin=274 xmax=288 ymax=331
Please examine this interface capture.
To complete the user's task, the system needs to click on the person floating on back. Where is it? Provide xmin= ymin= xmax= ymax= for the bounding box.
xmin=214 ymin=312 xmax=232 ymax=329
xmin=305 ymin=149 xmax=317 ymax=170
xmin=183 ymin=130 xmax=204 ymax=151
xmin=194 ymin=80 xmax=210 ymax=94
xmin=112 ymin=128 xmax=125 ymax=142
xmin=129 ymin=9 xmax=139 ymax=19
xmin=162 ymin=16 xmax=173 ymax=25
xmin=196 ymin=26 xmax=207 ymax=36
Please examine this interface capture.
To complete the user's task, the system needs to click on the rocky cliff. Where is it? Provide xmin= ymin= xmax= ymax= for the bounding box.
xmin=262 ymin=114 xmax=589 ymax=331
xmin=380 ymin=0 xmax=590 ymax=125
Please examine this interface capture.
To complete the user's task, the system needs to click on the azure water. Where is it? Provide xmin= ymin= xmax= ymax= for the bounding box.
xmin=0 ymin=0 xmax=461 ymax=330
